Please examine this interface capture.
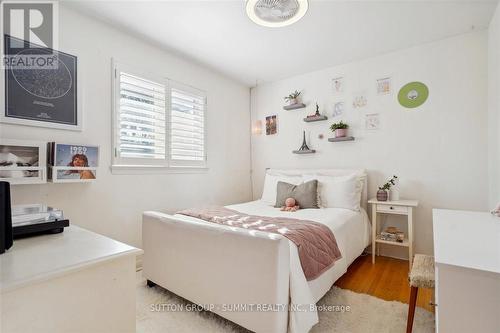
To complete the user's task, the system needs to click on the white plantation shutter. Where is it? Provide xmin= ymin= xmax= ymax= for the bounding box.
xmin=112 ymin=61 xmax=207 ymax=170
xmin=117 ymin=71 xmax=166 ymax=163
xmin=169 ymin=84 xmax=207 ymax=167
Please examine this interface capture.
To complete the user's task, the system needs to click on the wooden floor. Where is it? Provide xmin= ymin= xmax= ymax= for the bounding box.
xmin=335 ymin=254 xmax=434 ymax=312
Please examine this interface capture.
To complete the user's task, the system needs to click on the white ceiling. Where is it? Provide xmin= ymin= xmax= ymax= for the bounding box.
xmin=67 ymin=0 xmax=498 ymax=86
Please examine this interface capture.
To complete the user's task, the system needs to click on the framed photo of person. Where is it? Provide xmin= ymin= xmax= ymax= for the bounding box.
xmin=265 ymin=115 xmax=278 ymax=135
xmin=0 ymin=35 xmax=82 ymax=131
xmin=48 ymin=143 xmax=98 ymax=183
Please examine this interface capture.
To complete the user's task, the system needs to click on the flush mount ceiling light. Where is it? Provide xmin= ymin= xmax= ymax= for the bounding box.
xmin=246 ymin=0 xmax=309 ymax=28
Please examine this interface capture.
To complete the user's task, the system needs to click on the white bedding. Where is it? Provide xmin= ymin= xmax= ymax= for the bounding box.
xmin=173 ymin=200 xmax=371 ymax=333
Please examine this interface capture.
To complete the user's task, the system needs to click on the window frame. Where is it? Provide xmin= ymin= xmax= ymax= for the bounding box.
xmin=111 ymin=60 xmax=208 ymax=173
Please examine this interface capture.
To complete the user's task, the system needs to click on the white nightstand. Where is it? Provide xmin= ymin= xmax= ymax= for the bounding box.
xmin=368 ymin=198 xmax=419 ymax=268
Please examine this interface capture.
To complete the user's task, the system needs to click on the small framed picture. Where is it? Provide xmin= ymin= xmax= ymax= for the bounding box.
xmin=332 ymin=101 xmax=345 ymax=118
xmin=332 ymin=77 xmax=345 ymax=95
xmin=376 ymin=77 xmax=391 ymax=95
xmin=353 ymin=92 xmax=368 ymax=109
xmin=365 ymin=113 xmax=381 ymax=131
xmin=265 ymin=115 xmax=278 ymax=135
xmin=48 ymin=143 xmax=98 ymax=182
xmin=0 ymin=139 xmax=47 ymax=184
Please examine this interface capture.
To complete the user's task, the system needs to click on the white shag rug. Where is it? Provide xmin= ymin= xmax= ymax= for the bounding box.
xmin=136 ymin=276 xmax=435 ymax=333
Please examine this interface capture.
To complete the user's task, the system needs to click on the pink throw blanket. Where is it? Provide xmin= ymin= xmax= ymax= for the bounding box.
xmin=177 ymin=206 xmax=342 ymax=281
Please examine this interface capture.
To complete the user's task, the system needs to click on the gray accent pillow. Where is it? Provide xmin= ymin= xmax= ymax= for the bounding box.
xmin=274 ymin=180 xmax=319 ymax=209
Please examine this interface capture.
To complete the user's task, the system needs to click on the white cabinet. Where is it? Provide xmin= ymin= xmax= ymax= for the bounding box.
xmin=1 ymin=226 xmax=142 ymax=333
xmin=433 ymin=209 xmax=500 ymax=333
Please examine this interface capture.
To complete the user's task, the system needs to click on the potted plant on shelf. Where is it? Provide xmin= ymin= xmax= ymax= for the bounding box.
xmin=330 ymin=121 xmax=349 ymax=138
xmin=377 ymin=175 xmax=398 ymax=201
xmin=284 ymin=90 xmax=301 ymax=105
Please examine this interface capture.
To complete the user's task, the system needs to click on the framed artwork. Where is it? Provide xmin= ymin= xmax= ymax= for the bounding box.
xmin=332 ymin=77 xmax=345 ymax=95
xmin=352 ymin=92 xmax=368 ymax=109
xmin=0 ymin=35 xmax=82 ymax=130
xmin=365 ymin=113 xmax=380 ymax=131
xmin=48 ymin=143 xmax=98 ymax=182
xmin=0 ymin=139 xmax=47 ymax=184
xmin=332 ymin=101 xmax=345 ymax=118
xmin=265 ymin=115 xmax=277 ymax=135
xmin=376 ymin=77 xmax=391 ymax=95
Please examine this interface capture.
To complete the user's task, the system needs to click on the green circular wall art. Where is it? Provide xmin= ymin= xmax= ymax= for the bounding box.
xmin=398 ymin=82 xmax=429 ymax=108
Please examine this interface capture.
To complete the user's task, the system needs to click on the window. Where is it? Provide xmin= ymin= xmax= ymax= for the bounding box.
xmin=112 ymin=61 xmax=207 ymax=171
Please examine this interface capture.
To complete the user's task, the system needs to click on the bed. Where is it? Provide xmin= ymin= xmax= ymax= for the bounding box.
xmin=142 ymin=169 xmax=371 ymax=333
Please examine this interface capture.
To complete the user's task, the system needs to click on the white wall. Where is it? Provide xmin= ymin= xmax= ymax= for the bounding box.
xmin=251 ymin=31 xmax=489 ymax=257
xmin=0 ymin=5 xmax=253 ymax=248
xmin=489 ymin=4 xmax=500 ymax=208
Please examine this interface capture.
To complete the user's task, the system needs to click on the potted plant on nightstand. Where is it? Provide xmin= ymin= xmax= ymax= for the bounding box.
xmin=330 ymin=121 xmax=349 ymax=138
xmin=377 ymin=175 xmax=398 ymax=201
xmin=284 ymin=90 xmax=301 ymax=105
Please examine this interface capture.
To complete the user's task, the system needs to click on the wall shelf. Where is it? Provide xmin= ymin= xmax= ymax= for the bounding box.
xmin=49 ymin=166 xmax=97 ymax=183
xmin=292 ymin=149 xmax=316 ymax=154
xmin=303 ymin=115 xmax=328 ymax=122
xmin=283 ymin=103 xmax=306 ymax=111
xmin=328 ymin=136 xmax=355 ymax=142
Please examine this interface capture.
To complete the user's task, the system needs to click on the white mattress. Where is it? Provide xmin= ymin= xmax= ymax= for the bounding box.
xmin=173 ymin=200 xmax=371 ymax=332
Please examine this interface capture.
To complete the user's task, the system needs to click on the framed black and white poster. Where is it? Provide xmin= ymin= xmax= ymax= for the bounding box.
xmin=0 ymin=35 xmax=82 ymax=130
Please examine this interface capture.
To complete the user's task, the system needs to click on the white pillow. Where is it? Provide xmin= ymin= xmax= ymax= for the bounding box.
xmin=261 ymin=173 xmax=302 ymax=204
xmin=303 ymin=173 xmax=364 ymax=211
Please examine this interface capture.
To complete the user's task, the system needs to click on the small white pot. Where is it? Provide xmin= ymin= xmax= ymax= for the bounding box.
xmin=390 ymin=178 xmax=400 ymax=201
xmin=390 ymin=188 xmax=400 ymax=201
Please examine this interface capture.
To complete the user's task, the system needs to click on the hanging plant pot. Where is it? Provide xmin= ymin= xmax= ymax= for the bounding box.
xmin=330 ymin=121 xmax=349 ymax=138
xmin=335 ymin=128 xmax=347 ymax=138
xmin=377 ymin=190 xmax=388 ymax=201
xmin=284 ymin=90 xmax=302 ymax=106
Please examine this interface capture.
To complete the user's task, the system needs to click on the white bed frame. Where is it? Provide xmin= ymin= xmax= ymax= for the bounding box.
xmin=142 ymin=169 xmax=367 ymax=333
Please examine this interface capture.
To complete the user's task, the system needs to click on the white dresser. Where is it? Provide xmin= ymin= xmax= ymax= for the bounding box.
xmin=0 ymin=225 xmax=142 ymax=333
xmin=433 ymin=209 xmax=500 ymax=333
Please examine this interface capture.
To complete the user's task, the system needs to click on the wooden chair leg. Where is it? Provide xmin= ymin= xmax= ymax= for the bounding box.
xmin=406 ymin=286 xmax=419 ymax=333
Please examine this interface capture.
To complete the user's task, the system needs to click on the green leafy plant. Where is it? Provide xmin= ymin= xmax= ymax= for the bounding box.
xmin=330 ymin=121 xmax=349 ymax=132
xmin=378 ymin=175 xmax=398 ymax=191
xmin=284 ymin=90 xmax=301 ymax=103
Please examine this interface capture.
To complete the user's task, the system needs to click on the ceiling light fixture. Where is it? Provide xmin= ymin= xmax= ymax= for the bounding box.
xmin=246 ymin=0 xmax=309 ymax=28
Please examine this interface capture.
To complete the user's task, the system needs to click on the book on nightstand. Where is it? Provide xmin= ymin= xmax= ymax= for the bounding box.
xmin=379 ymin=228 xmax=405 ymax=243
